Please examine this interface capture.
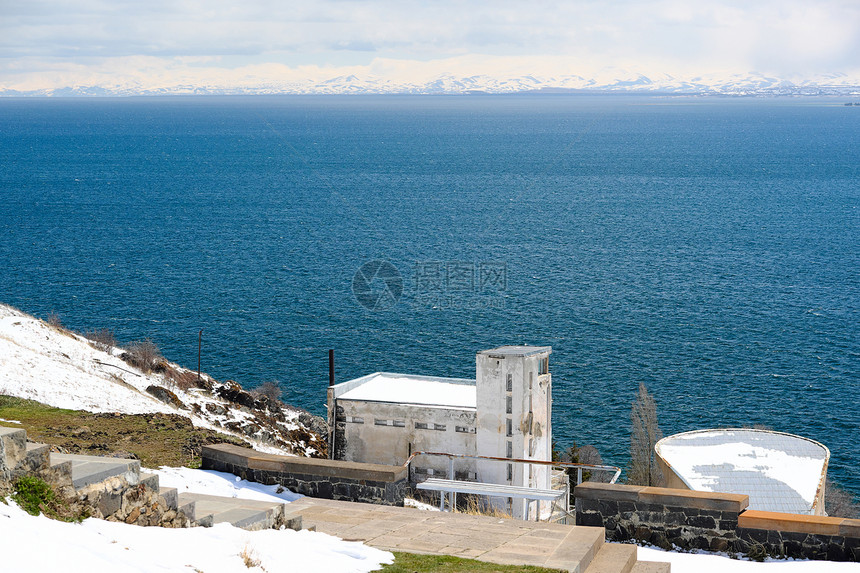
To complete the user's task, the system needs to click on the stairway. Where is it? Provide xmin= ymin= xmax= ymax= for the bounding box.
xmin=1 ymin=425 xmax=299 ymax=532
xmin=287 ymin=495 xmax=671 ymax=573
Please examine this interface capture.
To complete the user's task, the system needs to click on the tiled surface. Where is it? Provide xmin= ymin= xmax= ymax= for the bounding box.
xmin=656 ymin=429 xmax=828 ymax=515
xmin=286 ymin=497 xmax=617 ymax=572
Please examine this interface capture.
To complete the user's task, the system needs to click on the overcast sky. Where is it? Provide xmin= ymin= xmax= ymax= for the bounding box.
xmin=2 ymin=0 xmax=859 ymax=91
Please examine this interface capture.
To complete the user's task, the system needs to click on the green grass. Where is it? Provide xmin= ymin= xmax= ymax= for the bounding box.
xmin=11 ymin=475 xmax=89 ymax=522
xmin=0 ymin=395 xmax=246 ymax=468
xmin=378 ymin=552 xmax=564 ymax=573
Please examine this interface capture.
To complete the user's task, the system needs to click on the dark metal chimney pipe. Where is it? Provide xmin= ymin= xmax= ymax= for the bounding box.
xmin=328 ymin=349 xmax=335 ymax=387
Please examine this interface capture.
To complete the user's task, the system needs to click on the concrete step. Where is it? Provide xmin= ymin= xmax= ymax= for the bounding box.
xmin=584 ymin=543 xmax=637 ymax=573
xmin=1 ymin=427 xmax=28 ymax=475
xmin=631 ymin=561 xmax=671 ymax=573
xmin=177 ymin=491 xmax=300 ymax=531
xmin=544 ymin=524 xmax=605 ymax=571
xmin=20 ymin=442 xmax=52 ymax=474
xmin=156 ymin=484 xmax=180 ymax=511
xmin=50 ymin=453 xmax=140 ymax=490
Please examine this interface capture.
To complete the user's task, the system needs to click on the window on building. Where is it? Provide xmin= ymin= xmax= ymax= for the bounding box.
xmin=506 ymin=418 xmax=512 ymax=437
xmin=454 ymin=426 xmax=476 ymax=434
xmin=433 ymin=424 xmax=446 ymax=431
xmin=506 ymin=441 xmax=513 ymax=458
xmin=393 ymin=420 xmax=405 ymax=427
xmin=529 ymin=372 xmax=533 ymax=390
xmin=529 ymin=438 xmax=534 ymax=457
xmin=539 ymin=356 xmax=548 ymax=375
xmin=507 ymin=463 xmax=513 ymax=482
xmin=415 ymin=422 xmax=429 ymax=429
xmin=506 ymin=373 xmax=512 ymax=392
xmin=374 ymin=419 xmax=388 ymax=426
xmin=347 ymin=416 xmax=364 ymax=424
xmin=506 ymin=395 xmax=512 ymax=414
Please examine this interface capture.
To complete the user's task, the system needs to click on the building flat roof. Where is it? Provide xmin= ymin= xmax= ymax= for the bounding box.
xmin=656 ymin=429 xmax=829 ymax=515
xmin=337 ymin=372 xmax=476 ymax=410
xmin=478 ymin=345 xmax=551 ymax=357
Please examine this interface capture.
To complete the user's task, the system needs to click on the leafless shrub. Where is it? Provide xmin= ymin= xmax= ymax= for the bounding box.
xmin=557 ymin=442 xmax=606 ymax=484
xmin=122 ymin=339 xmax=164 ymax=373
xmin=457 ymin=494 xmax=512 ymax=519
xmin=84 ymin=328 xmax=117 ymax=353
xmin=826 ymin=478 xmax=860 ymax=518
xmin=628 ymin=382 xmax=664 ymax=486
xmin=164 ymin=365 xmax=199 ymax=392
xmin=252 ymin=381 xmax=282 ymax=402
xmin=239 ymin=544 xmax=261 ymax=568
xmin=46 ymin=311 xmax=63 ymax=328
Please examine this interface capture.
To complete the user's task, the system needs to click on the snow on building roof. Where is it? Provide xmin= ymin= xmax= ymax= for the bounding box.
xmin=336 ymin=372 xmax=476 ymax=410
xmin=478 ymin=345 xmax=551 ymax=357
xmin=655 ymin=429 xmax=829 ymax=515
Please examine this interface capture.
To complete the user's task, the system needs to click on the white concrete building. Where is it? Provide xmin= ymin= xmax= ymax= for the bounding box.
xmin=327 ymin=346 xmax=553 ymax=511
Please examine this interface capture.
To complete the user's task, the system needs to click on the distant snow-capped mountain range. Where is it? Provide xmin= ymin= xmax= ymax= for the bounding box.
xmin=3 ymin=71 xmax=860 ymax=97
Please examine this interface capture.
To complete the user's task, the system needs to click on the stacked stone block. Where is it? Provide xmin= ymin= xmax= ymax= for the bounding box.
xmin=203 ymin=443 xmax=408 ymax=506
xmin=574 ymin=482 xmax=860 ymax=562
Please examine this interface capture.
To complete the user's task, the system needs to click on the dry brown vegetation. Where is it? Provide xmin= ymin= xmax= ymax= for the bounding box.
xmin=628 ymin=382 xmax=664 ymax=487
xmin=84 ymin=328 xmax=118 ymax=353
xmin=252 ymin=381 xmax=282 ymax=402
xmin=121 ymin=339 xmax=165 ymax=373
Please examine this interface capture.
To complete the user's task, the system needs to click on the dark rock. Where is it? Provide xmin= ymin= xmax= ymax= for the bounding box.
xmin=145 ymin=385 xmax=186 ymax=409
xmin=634 ymin=526 xmax=653 ymax=543
xmin=215 ymin=384 xmax=256 ymax=409
xmin=688 ymin=515 xmax=717 ymax=529
xmin=297 ymin=412 xmax=329 ymax=440
xmin=652 ymin=532 xmax=672 ymax=550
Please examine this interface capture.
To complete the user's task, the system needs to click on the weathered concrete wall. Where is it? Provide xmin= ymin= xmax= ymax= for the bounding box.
xmin=574 ymin=482 xmax=860 ymax=562
xmin=476 ymin=347 xmax=552 ymax=519
xmin=203 ymin=443 xmax=408 ymax=506
xmin=333 ymin=399 xmax=476 ymax=472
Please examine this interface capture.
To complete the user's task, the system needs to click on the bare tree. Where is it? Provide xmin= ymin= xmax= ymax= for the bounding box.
xmin=826 ymin=478 xmax=860 ymax=518
xmin=629 ymin=382 xmax=664 ymax=486
xmin=122 ymin=339 xmax=164 ymax=373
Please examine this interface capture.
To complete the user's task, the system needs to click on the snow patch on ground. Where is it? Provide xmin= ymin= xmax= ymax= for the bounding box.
xmin=0 ymin=500 xmax=392 ymax=573
xmin=153 ymin=467 xmax=303 ymax=503
xmin=403 ymin=497 xmax=441 ymax=511
xmin=638 ymin=545 xmax=860 ymax=572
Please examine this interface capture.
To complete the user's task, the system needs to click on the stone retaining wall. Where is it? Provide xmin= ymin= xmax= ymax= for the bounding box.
xmin=202 ymin=443 xmax=408 ymax=506
xmin=574 ymin=482 xmax=860 ymax=562
xmin=738 ymin=510 xmax=860 ymax=562
xmin=575 ymin=482 xmax=748 ymax=552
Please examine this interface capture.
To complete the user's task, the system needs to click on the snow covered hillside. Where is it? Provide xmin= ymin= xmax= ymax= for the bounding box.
xmin=0 ymin=303 xmax=325 ymax=457
xmin=1 ymin=468 xmax=857 ymax=573
xmin=0 ymin=467 xmax=392 ymax=573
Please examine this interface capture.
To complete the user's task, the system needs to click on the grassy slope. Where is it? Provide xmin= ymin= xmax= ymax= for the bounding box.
xmin=0 ymin=396 xmax=563 ymax=573
xmin=381 ymin=552 xmax=564 ymax=573
xmin=0 ymin=395 xmax=247 ymax=468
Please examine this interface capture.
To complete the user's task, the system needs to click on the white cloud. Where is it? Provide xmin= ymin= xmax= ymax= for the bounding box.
xmin=1 ymin=0 xmax=858 ymax=91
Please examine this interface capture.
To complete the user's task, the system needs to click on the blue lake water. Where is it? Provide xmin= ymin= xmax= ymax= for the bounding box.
xmin=0 ymin=95 xmax=857 ymax=497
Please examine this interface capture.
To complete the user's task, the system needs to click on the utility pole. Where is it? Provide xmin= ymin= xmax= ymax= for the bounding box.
xmin=197 ymin=329 xmax=203 ymax=384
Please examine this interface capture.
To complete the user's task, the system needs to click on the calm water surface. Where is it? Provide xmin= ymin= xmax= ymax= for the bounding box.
xmin=0 ymin=95 xmax=857 ymax=496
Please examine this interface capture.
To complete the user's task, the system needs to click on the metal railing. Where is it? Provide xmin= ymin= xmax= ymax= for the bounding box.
xmin=402 ymin=451 xmax=621 ymax=523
